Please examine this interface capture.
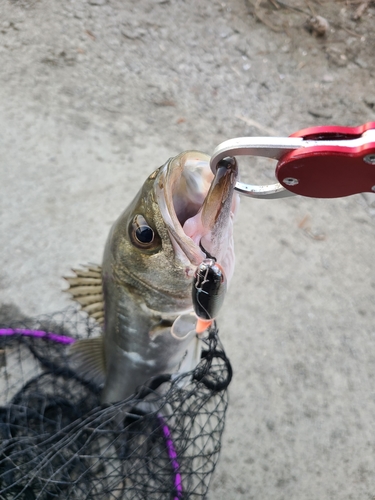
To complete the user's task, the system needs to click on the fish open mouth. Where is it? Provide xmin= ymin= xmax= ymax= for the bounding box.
xmin=155 ymin=151 xmax=239 ymax=282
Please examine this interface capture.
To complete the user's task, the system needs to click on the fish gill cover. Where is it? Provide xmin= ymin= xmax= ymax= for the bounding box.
xmin=0 ymin=307 xmax=231 ymax=499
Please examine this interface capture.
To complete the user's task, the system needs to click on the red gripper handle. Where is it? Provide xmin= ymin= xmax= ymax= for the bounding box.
xmin=276 ymin=122 xmax=375 ymax=198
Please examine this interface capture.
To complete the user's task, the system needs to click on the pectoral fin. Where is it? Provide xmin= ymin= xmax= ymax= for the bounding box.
xmin=70 ymin=337 xmax=106 ymax=386
xmin=170 ymin=313 xmax=197 ymax=340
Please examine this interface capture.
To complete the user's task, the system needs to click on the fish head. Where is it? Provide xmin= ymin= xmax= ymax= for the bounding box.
xmin=104 ymin=151 xmax=239 ymax=314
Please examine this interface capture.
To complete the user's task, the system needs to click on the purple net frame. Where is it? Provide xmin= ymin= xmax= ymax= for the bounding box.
xmin=0 ymin=328 xmax=76 ymax=344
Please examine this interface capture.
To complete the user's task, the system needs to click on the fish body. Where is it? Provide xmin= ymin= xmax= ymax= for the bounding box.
xmin=66 ymin=152 xmax=239 ymax=404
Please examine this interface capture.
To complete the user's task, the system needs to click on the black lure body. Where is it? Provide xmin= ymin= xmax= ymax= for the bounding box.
xmin=192 ymin=259 xmax=227 ymax=320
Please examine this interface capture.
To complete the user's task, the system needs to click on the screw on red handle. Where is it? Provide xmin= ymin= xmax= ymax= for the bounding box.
xmin=276 ymin=122 xmax=375 ymax=198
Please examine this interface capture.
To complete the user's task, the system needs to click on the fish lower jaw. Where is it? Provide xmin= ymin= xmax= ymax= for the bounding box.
xmin=168 ymin=232 xmax=206 ymax=268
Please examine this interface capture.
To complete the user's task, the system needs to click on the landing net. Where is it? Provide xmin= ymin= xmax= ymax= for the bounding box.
xmin=0 ymin=308 xmax=231 ymax=499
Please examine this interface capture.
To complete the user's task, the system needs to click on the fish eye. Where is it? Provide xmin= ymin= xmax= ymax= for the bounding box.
xmin=136 ymin=225 xmax=154 ymax=244
xmin=131 ymin=215 xmax=157 ymax=249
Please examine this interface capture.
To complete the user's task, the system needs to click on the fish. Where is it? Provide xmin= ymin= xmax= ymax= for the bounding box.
xmin=65 ymin=151 xmax=239 ymax=404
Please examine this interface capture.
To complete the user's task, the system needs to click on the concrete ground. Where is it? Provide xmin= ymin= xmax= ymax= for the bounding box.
xmin=1 ymin=0 xmax=375 ymax=498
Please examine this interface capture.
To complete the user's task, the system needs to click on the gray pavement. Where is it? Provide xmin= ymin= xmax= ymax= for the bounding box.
xmin=1 ymin=0 xmax=375 ymax=498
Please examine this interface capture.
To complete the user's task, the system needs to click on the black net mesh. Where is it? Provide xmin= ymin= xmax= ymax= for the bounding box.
xmin=0 ymin=308 xmax=231 ymax=499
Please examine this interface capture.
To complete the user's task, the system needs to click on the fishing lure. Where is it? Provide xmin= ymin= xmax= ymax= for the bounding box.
xmin=192 ymin=258 xmax=227 ymax=333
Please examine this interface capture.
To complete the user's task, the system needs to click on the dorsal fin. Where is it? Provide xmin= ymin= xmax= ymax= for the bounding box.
xmin=64 ymin=264 xmax=104 ymax=325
